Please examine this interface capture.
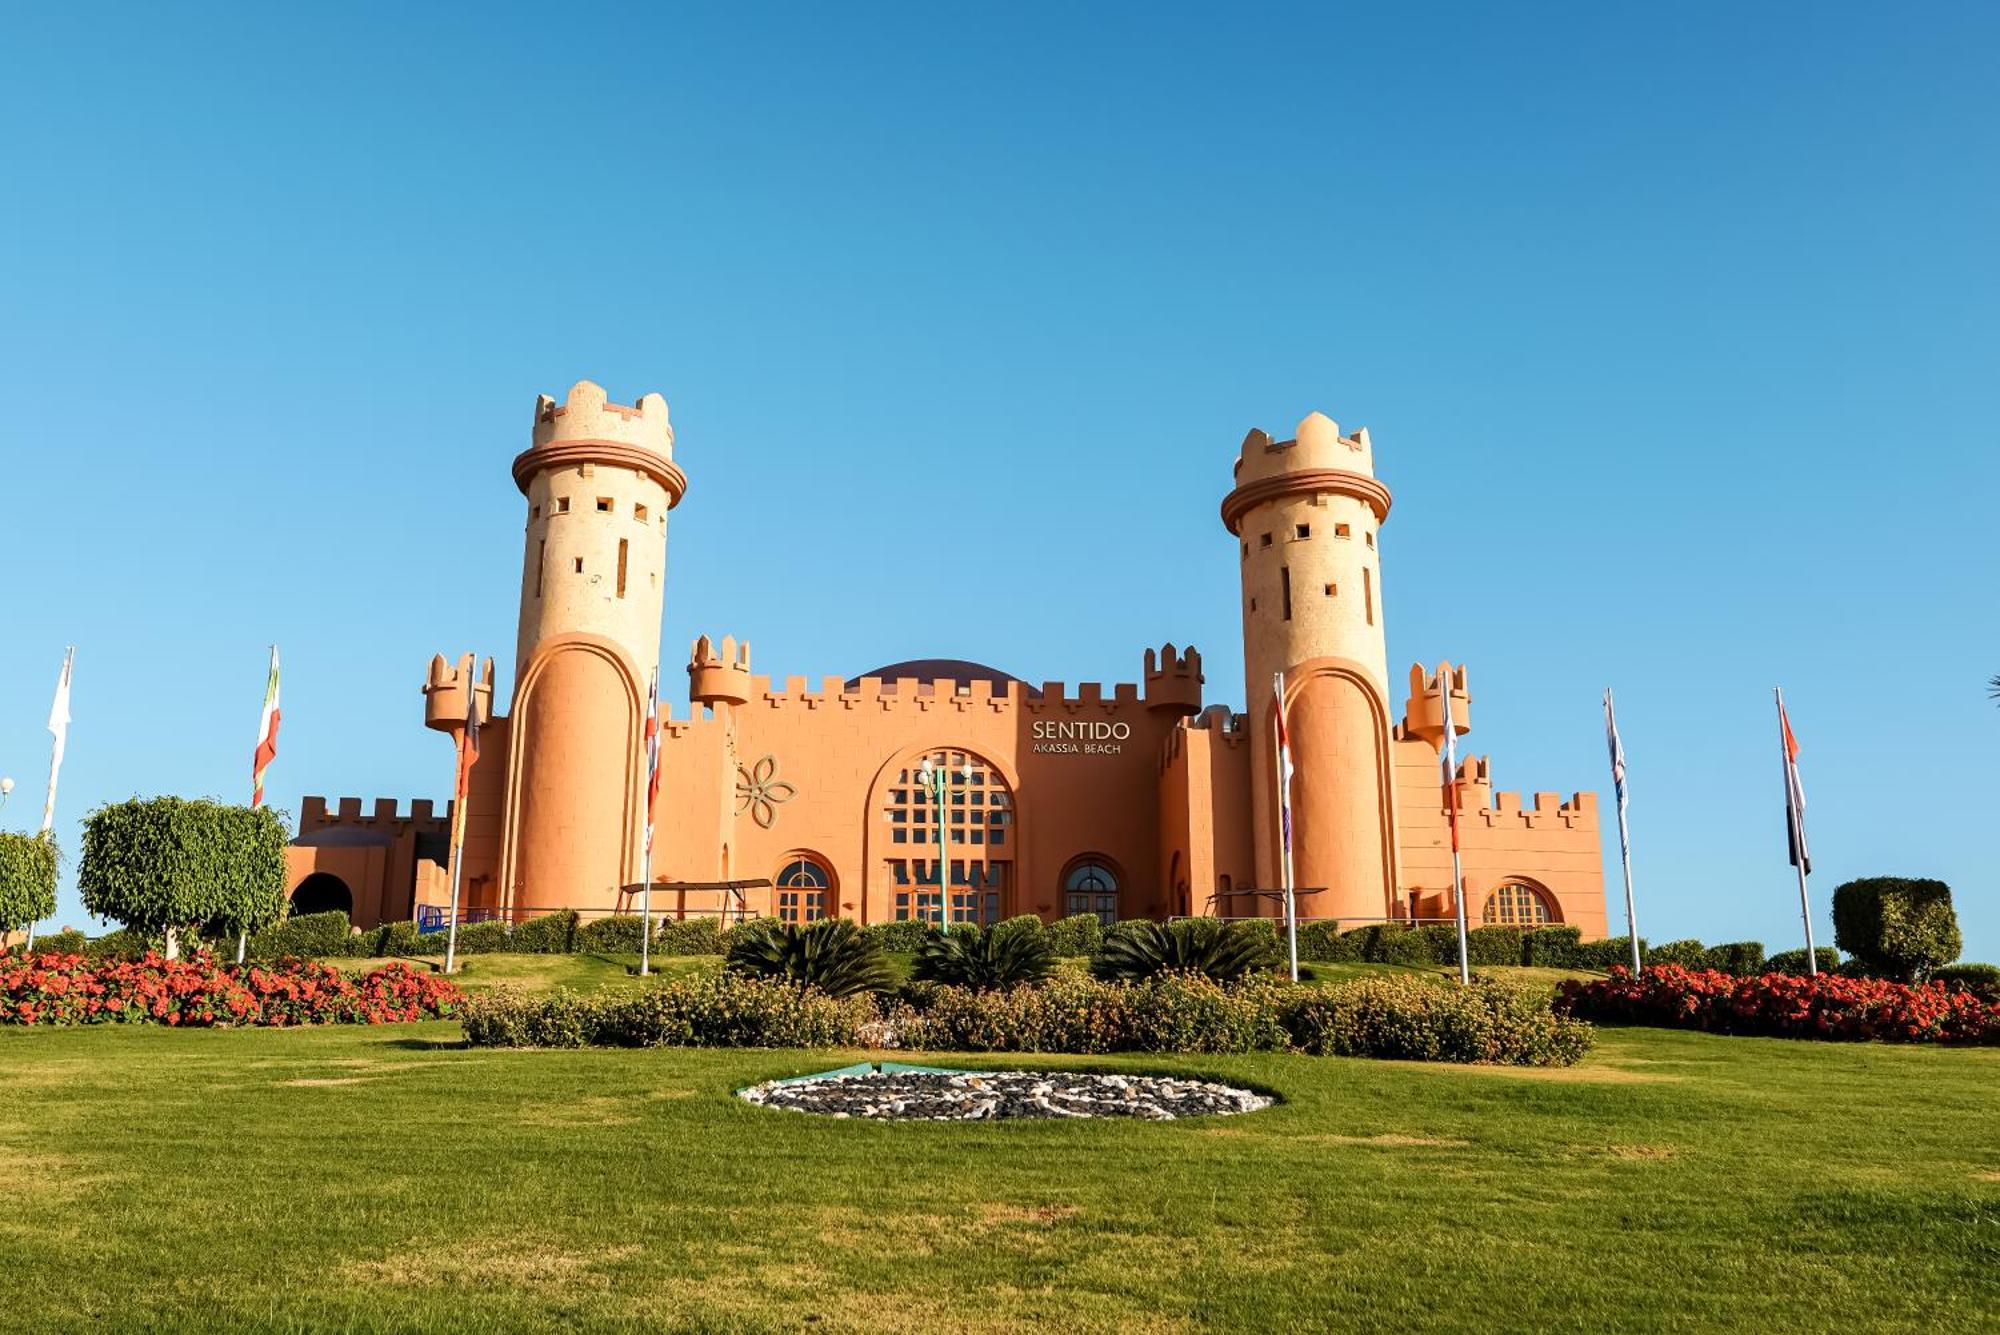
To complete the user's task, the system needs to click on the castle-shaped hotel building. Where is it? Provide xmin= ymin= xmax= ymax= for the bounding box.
xmin=284 ymin=381 xmax=1608 ymax=937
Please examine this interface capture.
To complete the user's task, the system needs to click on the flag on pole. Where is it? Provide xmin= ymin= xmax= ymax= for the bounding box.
xmin=1272 ymin=673 xmax=1295 ymax=857
xmin=41 ymin=647 xmax=74 ymax=836
xmin=1438 ymin=673 xmax=1462 ymax=854
xmin=252 ymin=646 xmax=281 ymax=808
xmin=1778 ymin=692 xmax=1810 ymax=874
xmin=449 ymin=662 xmax=482 ymax=849
xmin=1604 ymin=688 xmax=1628 ymax=828
xmin=643 ymin=670 xmax=662 ymax=854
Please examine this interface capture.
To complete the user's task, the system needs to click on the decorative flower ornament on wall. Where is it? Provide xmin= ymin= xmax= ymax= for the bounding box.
xmin=735 ymin=755 xmax=797 ymax=829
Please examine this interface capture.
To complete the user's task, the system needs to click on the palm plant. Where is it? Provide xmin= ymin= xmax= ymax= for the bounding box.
xmin=1989 ymin=673 xmax=1999 ymax=703
xmin=724 ymin=918 xmax=896 ymax=998
xmin=911 ymin=922 xmax=1057 ymax=989
xmin=1090 ymin=918 xmax=1277 ymax=985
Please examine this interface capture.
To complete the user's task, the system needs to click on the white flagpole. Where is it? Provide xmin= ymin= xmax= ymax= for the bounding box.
xmin=640 ymin=672 xmax=657 ymax=978
xmin=1439 ymin=670 xmax=1470 ymax=985
xmin=444 ymin=657 xmax=479 ymax=976
xmin=1604 ymin=688 xmax=1641 ymax=974
xmin=1776 ymin=687 xmax=1816 ymax=977
xmin=1273 ymin=673 xmax=1298 ymax=983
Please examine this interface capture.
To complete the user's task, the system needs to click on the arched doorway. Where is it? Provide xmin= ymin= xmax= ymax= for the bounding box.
xmin=1061 ymin=856 xmax=1121 ymax=926
xmin=881 ymin=748 xmax=1011 ymax=926
xmin=776 ymin=855 xmax=833 ymax=924
xmin=291 ymin=872 xmax=353 ymax=918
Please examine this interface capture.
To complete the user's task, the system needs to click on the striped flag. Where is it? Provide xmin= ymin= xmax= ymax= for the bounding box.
xmin=41 ymin=647 xmax=74 ymax=836
xmin=1272 ymin=673 xmax=1295 ymax=856
xmin=1777 ymin=691 xmax=1810 ymax=874
xmin=252 ymin=646 xmax=281 ymax=808
xmin=448 ymin=660 xmax=482 ymax=853
xmin=1438 ymin=670 xmax=1462 ymax=854
xmin=1603 ymin=688 xmax=1629 ymax=823
xmin=643 ymin=670 xmax=662 ymax=855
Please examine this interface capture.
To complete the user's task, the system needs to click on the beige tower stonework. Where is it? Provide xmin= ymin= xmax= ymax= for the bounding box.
xmin=501 ymin=381 xmax=687 ymax=913
xmin=1223 ymin=412 xmax=1398 ymax=921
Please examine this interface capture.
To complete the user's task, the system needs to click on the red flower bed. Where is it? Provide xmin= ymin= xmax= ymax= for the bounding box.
xmin=1556 ymin=964 xmax=2000 ymax=1045
xmin=0 ymin=951 xmax=461 ymax=1028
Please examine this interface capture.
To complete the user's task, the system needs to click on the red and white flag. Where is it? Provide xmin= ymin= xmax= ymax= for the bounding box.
xmin=1272 ymin=673 xmax=1295 ymax=859
xmin=450 ymin=660 xmax=483 ymax=850
xmin=643 ymin=669 xmax=662 ymax=855
xmin=1438 ymin=671 xmax=1462 ymax=854
xmin=1777 ymin=690 xmax=1810 ymax=875
xmin=252 ymin=646 xmax=281 ymax=808
xmin=41 ymin=647 xmax=74 ymax=836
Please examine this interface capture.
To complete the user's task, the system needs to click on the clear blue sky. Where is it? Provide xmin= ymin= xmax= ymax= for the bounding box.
xmin=3 ymin=3 xmax=1995 ymax=959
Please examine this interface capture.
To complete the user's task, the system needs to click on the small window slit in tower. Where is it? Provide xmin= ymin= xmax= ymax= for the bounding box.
xmin=1280 ymin=566 xmax=1292 ymax=621
xmin=535 ymin=539 xmax=545 ymax=598
xmin=1364 ymin=567 xmax=1374 ymax=625
xmin=616 ymin=538 xmax=629 ymax=598
xmin=573 ymin=557 xmax=584 ymax=574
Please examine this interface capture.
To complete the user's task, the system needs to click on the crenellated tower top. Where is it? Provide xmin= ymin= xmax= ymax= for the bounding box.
xmin=513 ymin=380 xmax=686 ymax=504
xmin=1221 ymin=411 xmax=1388 ymax=535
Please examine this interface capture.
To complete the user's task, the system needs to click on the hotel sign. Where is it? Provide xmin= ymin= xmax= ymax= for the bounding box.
xmin=1031 ymin=720 xmax=1131 ymax=755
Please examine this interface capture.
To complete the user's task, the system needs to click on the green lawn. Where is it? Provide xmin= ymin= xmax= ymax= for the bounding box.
xmin=1 ymin=977 xmax=1993 ymax=1332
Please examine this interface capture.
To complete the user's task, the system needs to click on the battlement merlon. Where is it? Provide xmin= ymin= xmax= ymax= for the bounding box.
xmin=717 ymin=670 xmax=1172 ymax=714
xmin=423 ymin=652 xmax=495 ymax=734
xmin=1221 ymin=412 xmax=1389 ymax=536
xmin=1483 ymin=789 xmax=1599 ymax=828
xmin=1143 ymin=642 xmax=1204 ymax=716
xmin=689 ymin=634 xmax=753 ymax=707
xmin=299 ymin=795 xmax=449 ymax=833
xmin=1401 ymin=661 xmax=1471 ymax=747
xmin=513 ymin=379 xmax=687 ymax=505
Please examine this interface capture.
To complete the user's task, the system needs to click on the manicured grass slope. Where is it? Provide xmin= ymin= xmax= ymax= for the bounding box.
xmin=1 ymin=989 xmax=1993 ymax=1332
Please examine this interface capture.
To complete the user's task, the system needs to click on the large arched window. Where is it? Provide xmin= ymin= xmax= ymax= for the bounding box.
xmin=883 ymin=749 xmax=1011 ymax=925
xmin=776 ymin=857 xmax=831 ymax=924
xmin=1063 ymin=858 xmax=1119 ymax=926
xmin=1482 ymin=881 xmax=1556 ymax=927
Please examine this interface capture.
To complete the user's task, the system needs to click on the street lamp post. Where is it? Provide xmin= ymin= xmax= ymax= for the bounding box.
xmin=916 ymin=756 xmax=975 ymax=932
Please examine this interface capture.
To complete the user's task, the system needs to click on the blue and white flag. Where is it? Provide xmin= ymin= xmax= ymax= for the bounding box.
xmin=1603 ymin=688 xmax=1629 ymax=822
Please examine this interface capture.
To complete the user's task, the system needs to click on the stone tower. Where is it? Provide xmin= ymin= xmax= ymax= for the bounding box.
xmin=500 ymin=380 xmax=687 ymax=913
xmin=1221 ymin=411 xmax=1398 ymax=922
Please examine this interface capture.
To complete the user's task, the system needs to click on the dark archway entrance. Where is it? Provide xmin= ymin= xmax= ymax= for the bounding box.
xmin=291 ymin=872 xmax=354 ymax=918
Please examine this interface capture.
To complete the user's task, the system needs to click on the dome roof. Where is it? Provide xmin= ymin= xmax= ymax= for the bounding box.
xmin=849 ymin=658 xmax=1039 ymax=697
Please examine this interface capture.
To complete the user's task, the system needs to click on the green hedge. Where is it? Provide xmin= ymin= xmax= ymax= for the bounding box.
xmin=1767 ymin=946 xmax=1840 ymax=976
xmin=1930 ymin=963 xmax=2000 ymax=1003
xmin=1831 ymin=877 xmax=1962 ymax=981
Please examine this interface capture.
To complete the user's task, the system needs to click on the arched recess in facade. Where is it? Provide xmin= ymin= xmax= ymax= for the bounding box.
xmin=775 ymin=849 xmax=837 ymax=922
xmin=1476 ymin=873 xmax=1563 ymax=926
xmin=290 ymin=871 xmax=353 ymax=918
xmin=860 ymin=742 xmax=1022 ymax=926
xmin=1270 ymin=655 xmax=1401 ymax=920
xmin=500 ymin=632 xmax=646 ymax=914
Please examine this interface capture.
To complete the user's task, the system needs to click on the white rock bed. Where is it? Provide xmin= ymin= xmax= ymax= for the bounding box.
xmin=738 ymin=1069 xmax=1272 ymax=1121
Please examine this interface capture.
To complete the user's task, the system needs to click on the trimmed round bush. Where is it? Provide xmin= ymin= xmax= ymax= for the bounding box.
xmin=1831 ymin=877 xmax=1962 ymax=981
xmin=0 ymin=832 xmax=59 ymax=939
xmin=1281 ymin=974 xmax=1594 ymax=1065
xmin=78 ymin=798 xmax=287 ymax=958
xmin=1042 ymin=913 xmax=1104 ymax=957
xmin=1767 ymin=946 xmax=1840 ymax=976
xmin=1930 ymin=963 xmax=2000 ymax=1004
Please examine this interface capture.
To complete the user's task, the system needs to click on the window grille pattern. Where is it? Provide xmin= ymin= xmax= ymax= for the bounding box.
xmin=1482 ymin=881 xmax=1553 ymax=926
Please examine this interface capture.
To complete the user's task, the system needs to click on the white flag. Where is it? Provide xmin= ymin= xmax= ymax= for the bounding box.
xmin=41 ymin=646 xmax=74 ymax=835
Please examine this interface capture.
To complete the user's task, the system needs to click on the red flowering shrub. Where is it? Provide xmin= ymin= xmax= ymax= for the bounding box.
xmin=0 ymin=950 xmax=460 ymax=1028
xmin=1555 ymin=964 xmax=2000 ymax=1045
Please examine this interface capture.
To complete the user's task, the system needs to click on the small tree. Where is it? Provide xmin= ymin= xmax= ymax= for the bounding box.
xmin=0 ymin=832 xmax=60 ymax=946
xmin=1830 ymin=876 xmax=1962 ymax=982
xmin=79 ymin=798 xmax=287 ymax=960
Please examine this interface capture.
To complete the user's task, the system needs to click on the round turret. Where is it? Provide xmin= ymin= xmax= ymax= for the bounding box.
xmin=1223 ymin=411 xmax=1399 ymax=923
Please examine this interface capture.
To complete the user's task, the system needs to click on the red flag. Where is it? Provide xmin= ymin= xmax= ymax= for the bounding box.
xmin=1778 ymin=693 xmax=1810 ymax=874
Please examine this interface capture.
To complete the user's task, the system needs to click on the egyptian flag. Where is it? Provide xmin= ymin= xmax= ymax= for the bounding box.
xmin=1272 ymin=673 xmax=1295 ymax=858
xmin=1438 ymin=670 xmax=1462 ymax=854
xmin=252 ymin=646 xmax=281 ymax=809
xmin=1778 ymin=691 xmax=1810 ymax=874
xmin=455 ymin=664 xmax=482 ymax=805
xmin=643 ymin=669 xmax=662 ymax=855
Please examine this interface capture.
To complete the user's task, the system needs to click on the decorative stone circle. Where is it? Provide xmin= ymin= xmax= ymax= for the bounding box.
xmin=738 ymin=1068 xmax=1272 ymax=1121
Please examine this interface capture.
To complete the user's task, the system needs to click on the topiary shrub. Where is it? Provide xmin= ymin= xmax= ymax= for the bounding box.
xmin=1573 ymin=935 xmax=1646 ymax=971
xmin=1831 ymin=877 xmax=1962 ymax=981
xmin=654 ymin=916 xmax=723 ymax=955
xmin=1297 ymin=921 xmax=1360 ymax=962
xmin=863 ymin=919 xmax=934 ymax=954
xmin=1042 ymin=913 xmax=1103 ymax=958
xmin=1464 ymin=926 xmax=1528 ymax=967
xmin=574 ymin=915 xmax=645 ymax=954
xmin=1280 ymin=974 xmax=1594 ymax=1066
xmin=1709 ymin=941 xmax=1766 ymax=977
xmin=241 ymin=910 xmax=358 ymax=959
xmin=85 ymin=928 xmax=151 ymax=960
xmin=1521 ymin=925 xmax=1583 ymax=968
xmin=26 ymin=928 xmax=87 ymax=956
xmin=0 ymin=833 xmax=59 ymax=942
xmin=912 ymin=923 xmax=1056 ymax=990
xmin=1930 ymin=963 xmax=2000 ymax=1004
xmin=510 ymin=910 xmax=579 ymax=955
xmin=463 ymin=974 xmax=877 ymax=1049
xmin=1090 ymin=919 xmax=1277 ymax=984
xmin=725 ymin=918 xmax=896 ymax=997
xmin=1766 ymin=946 xmax=1840 ymax=976
xmin=1645 ymin=939 xmax=1713 ymax=970
xmin=78 ymin=798 xmax=287 ymax=959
